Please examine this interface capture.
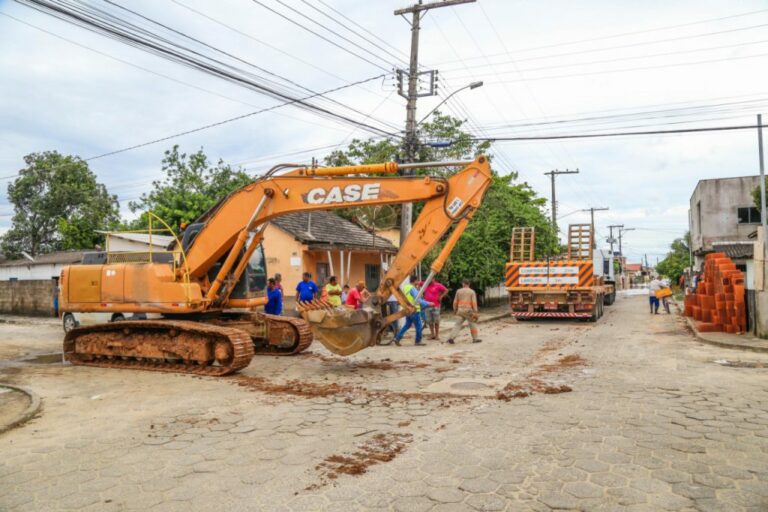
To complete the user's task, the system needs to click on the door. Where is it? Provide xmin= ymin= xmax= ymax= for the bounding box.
xmin=365 ymin=264 xmax=380 ymax=292
xmin=316 ymin=262 xmax=330 ymax=287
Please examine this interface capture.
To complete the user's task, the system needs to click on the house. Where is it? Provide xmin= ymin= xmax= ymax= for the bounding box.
xmin=0 ymin=250 xmax=87 ymax=316
xmin=689 ymin=175 xmax=765 ymax=334
xmin=98 ymin=231 xmax=175 ymax=253
xmin=263 ymin=211 xmax=397 ymax=300
xmin=689 ymin=175 xmax=761 ymax=268
xmin=0 ymin=250 xmax=86 ymax=282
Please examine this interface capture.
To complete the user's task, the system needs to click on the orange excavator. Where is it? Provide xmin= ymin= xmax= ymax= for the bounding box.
xmin=59 ymin=155 xmax=492 ymax=375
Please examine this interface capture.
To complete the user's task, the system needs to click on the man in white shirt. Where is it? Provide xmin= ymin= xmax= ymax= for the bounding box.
xmin=648 ymin=277 xmax=662 ymax=314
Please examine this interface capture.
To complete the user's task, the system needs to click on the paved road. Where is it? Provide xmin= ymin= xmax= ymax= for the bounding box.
xmin=1 ymin=294 xmax=767 ymax=511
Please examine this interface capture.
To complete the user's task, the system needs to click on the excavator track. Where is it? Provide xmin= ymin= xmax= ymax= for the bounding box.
xmin=258 ymin=313 xmax=313 ymax=355
xmin=64 ymin=320 xmax=254 ymax=376
xmin=208 ymin=313 xmax=313 ymax=356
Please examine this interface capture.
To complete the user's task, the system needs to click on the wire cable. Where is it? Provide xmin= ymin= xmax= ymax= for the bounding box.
xmin=471 ymin=123 xmax=760 ymax=142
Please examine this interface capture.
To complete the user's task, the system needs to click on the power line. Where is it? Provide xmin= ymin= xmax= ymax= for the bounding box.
xmin=471 ymin=123 xmax=761 ymax=142
xmin=443 ymin=38 xmax=768 ymax=78
xmin=102 ymin=0 xmax=401 ymax=132
xmin=15 ymin=0 xmax=398 ymax=136
xmin=477 ymin=97 xmax=768 ymax=132
xmin=0 ymin=10 xmax=367 ymax=135
xmin=472 ymin=51 xmax=768 ymax=85
xmin=315 ymin=0 xmax=410 ymax=62
xmin=433 ymin=8 xmax=768 ymax=67
xmin=297 ymin=0 xmax=409 ymax=67
xmin=249 ymin=0 xmax=392 ymax=72
xmin=0 ymin=74 xmax=392 ymax=182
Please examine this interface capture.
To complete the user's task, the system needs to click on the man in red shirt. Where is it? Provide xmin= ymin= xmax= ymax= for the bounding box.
xmin=422 ymin=278 xmax=449 ymax=340
xmin=345 ymin=281 xmax=370 ymax=309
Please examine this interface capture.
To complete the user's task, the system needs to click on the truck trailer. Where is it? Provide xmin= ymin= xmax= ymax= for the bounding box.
xmin=505 ymin=224 xmax=615 ymax=321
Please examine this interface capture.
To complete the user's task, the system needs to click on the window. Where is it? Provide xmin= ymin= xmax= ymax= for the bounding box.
xmin=737 ymin=206 xmax=761 ymax=224
xmin=364 ymin=264 xmax=380 ymax=292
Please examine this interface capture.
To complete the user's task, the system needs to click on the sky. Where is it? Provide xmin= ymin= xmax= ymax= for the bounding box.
xmin=1 ymin=0 xmax=767 ymax=264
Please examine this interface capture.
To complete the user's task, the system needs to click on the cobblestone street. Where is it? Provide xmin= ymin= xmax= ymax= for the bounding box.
xmin=1 ymin=293 xmax=767 ymax=511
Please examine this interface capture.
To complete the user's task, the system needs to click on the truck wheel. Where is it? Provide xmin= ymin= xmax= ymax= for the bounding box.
xmin=111 ymin=313 xmax=126 ymax=323
xmin=604 ymin=292 xmax=615 ymax=306
xmin=62 ymin=313 xmax=78 ymax=333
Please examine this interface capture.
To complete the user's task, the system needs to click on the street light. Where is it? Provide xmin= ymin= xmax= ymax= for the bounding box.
xmin=417 ymin=81 xmax=483 ymax=125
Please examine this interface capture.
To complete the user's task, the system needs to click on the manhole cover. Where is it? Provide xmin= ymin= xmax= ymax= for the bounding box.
xmin=450 ymin=381 xmax=489 ymax=390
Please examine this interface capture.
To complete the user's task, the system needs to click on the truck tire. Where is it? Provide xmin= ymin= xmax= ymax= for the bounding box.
xmin=604 ymin=292 xmax=615 ymax=306
xmin=62 ymin=313 xmax=78 ymax=333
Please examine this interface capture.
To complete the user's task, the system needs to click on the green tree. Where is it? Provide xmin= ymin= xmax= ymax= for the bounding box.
xmin=752 ymin=180 xmax=768 ymax=215
xmin=1 ymin=151 xmax=119 ymax=258
xmin=128 ymin=145 xmax=253 ymax=231
xmin=323 ymin=112 xmax=556 ymax=293
xmin=655 ymin=232 xmax=691 ymax=285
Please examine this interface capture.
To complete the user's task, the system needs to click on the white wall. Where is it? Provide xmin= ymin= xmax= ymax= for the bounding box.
xmin=0 ymin=263 xmax=65 ymax=281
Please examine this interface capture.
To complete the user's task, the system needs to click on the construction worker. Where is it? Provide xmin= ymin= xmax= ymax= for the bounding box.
xmin=324 ymin=275 xmax=342 ymax=307
xmin=447 ymin=279 xmax=481 ymax=344
xmin=394 ymin=275 xmax=424 ymax=346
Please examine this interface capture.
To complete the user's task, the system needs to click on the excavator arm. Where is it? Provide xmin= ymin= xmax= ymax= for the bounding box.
xmin=183 ymin=155 xmax=492 ymax=354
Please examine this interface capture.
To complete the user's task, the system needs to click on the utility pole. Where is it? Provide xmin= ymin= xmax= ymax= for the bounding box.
xmin=395 ymin=0 xmax=476 ymax=245
xmin=543 ymin=168 xmax=579 ymax=236
xmin=607 ymin=224 xmax=624 ymax=257
xmin=617 ymin=227 xmax=635 ymax=275
xmin=581 ymin=207 xmax=609 ymax=248
xmin=758 ymin=114 xmax=766 ymax=260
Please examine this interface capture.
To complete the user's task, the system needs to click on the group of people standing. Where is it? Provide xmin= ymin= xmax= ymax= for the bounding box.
xmin=262 ymin=271 xmax=481 ymax=344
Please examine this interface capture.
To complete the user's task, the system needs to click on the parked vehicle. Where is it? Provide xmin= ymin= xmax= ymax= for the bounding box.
xmin=505 ymin=224 xmax=615 ymax=322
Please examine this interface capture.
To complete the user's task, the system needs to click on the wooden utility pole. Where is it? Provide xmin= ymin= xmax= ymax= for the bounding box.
xmin=395 ymin=0 xmax=476 ymax=245
xmin=543 ymin=168 xmax=579 ymax=236
xmin=581 ymin=207 xmax=609 ymax=248
xmin=607 ymin=224 xmax=624 ymax=257
xmin=758 ymin=114 xmax=766 ymax=260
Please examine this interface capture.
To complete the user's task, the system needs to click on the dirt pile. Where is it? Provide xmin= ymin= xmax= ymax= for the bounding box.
xmin=497 ymin=353 xmax=584 ymax=401
xmin=231 ymin=375 xmax=360 ymax=398
xmin=312 ymin=432 xmax=412 ymax=487
xmin=496 ymin=379 xmax=572 ymax=401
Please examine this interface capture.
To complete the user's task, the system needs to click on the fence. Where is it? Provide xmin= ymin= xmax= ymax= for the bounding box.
xmin=0 ymin=279 xmax=57 ymax=316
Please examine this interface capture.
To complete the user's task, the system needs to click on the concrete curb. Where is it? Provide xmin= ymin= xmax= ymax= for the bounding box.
xmin=682 ymin=315 xmax=768 ymax=354
xmin=0 ymin=384 xmax=42 ymax=436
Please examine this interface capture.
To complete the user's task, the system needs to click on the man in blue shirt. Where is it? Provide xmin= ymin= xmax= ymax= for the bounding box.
xmin=295 ymin=272 xmax=319 ymax=304
xmin=264 ymin=278 xmax=282 ymax=315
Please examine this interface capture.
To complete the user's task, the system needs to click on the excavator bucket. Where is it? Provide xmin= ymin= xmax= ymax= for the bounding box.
xmin=297 ymin=300 xmax=383 ymax=356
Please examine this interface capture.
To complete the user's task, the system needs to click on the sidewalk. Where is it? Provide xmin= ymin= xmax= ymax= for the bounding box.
xmin=683 ymin=314 xmax=768 ymax=353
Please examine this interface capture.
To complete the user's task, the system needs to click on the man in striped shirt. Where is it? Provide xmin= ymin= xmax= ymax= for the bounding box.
xmin=447 ymin=279 xmax=481 ymax=344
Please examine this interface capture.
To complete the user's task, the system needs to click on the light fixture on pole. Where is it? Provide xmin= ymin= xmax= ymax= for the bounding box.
xmin=417 ymin=81 xmax=483 ymax=126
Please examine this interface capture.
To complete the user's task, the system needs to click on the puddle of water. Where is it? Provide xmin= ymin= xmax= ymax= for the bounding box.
xmin=714 ymin=359 xmax=767 ymax=369
xmin=21 ymin=353 xmax=63 ymax=365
